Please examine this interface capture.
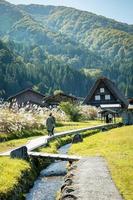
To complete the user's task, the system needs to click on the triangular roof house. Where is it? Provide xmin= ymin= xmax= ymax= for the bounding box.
xmin=8 ymin=88 xmax=45 ymax=107
xmin=43 ymin=92 xmax=78 ymax=106
xmin=83 ymin=77 xmax=128 ymax=109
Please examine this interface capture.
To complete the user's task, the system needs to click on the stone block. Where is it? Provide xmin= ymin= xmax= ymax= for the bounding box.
xmin=10 ymin=146 xmax=29 ymax=160
xmin=72 ymin=133 xmax=83 ymax=143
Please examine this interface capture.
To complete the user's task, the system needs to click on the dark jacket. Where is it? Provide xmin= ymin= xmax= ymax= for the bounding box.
xmin=46 ymin=116 xmax=55 ymax=131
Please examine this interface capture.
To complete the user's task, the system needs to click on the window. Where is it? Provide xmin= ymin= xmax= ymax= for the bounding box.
xmin=95 ymin=95 xmax=100 ymax=100
xmin=105 ymin=95 xmax=110 ymax=100
xmin=100 ymin=88 xmax=104 ymax=93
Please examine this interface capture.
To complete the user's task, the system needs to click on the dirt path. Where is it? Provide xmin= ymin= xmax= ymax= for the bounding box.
xmin=71 ymin=157 xmax=123 ymax=200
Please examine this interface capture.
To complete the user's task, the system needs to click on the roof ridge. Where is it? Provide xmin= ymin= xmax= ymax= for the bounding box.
xmin=8 ymin=88 xmax=45 ymax=100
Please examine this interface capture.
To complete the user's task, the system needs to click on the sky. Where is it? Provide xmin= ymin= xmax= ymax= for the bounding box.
xmin=7 ymin=0 xmax=133 ymax=24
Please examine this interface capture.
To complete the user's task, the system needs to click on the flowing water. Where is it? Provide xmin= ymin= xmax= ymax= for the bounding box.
xmin=26 ymin=143 xmax=71 ymax=200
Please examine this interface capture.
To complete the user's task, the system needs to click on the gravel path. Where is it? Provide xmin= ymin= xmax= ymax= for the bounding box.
xmin=72 ymin=157 xmax=123 ymax=200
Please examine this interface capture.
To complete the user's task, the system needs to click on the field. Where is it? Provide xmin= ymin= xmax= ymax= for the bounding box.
xmin=55 ymin=120 xmax=101 ymax=132
xmin=69 ymin=126 xmax=133 ymax=200
xmin=0 ymin=120 xmax=101 ymax=153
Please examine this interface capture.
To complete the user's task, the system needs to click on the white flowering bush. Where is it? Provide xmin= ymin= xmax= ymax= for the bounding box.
xmin=0 ymin=101 xmax=68 ymax=140
xmin=79 ymin=105 xmax=98 ymax=120
xmin=0 ymin=100 xmax=98 ymax=141
xmin=60 ymin=102 xmax=98 ymax=121
xmin=60 ymin=102 xmax=82 ymax=121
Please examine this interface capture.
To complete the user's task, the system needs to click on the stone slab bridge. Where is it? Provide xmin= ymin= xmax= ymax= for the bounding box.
xmin=0 ymin=123 xmax=119 ymax=161
xmin=28 ymin=151 xmax=81 ymax=161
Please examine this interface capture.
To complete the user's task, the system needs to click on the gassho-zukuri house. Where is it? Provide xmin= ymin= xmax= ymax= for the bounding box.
xmin=83 ymin=77 xmax=128 ymax=109
xmin=83 ymin=77 xmax=133 ymax=125
xmin=43 ymin=92 xmax=78 ymax=107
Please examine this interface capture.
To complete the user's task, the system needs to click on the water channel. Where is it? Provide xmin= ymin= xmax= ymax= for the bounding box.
xmin=26 ymin=143 xmax=71 ymax=200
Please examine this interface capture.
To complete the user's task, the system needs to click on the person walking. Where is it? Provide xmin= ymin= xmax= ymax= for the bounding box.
xmin=108 ymin=113 xmax=113 ymax=123
xmin=105 ymin=114 xmax=109 ymax=123
xmin=46 ymin=113 xmax=56 ymax=136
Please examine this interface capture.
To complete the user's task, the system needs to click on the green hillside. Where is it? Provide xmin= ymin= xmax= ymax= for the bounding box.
xmin=0 ymin=0 xmax=133 ymax=98
xmin=19 ymin=4 xmax=133 ymax=36
xmin=0 ymin=39 xmax=94 ymax=98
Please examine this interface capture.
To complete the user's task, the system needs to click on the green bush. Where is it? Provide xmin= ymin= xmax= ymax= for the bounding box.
xmin=0 ymin=128 xmax=46 ymax=142
xmin=60 ymin=102 xmax=82 ymax=122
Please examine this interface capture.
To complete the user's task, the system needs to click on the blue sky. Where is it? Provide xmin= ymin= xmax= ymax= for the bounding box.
xmin=7 ymin=0 xmax=133 ymax=24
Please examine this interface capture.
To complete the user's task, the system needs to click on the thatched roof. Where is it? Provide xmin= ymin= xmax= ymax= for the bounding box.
xmin=8 ymin=88 xmax=45 ymax=100
xmin=43 ymin=92 xmax=77 ymax=105
xmin=83 ymin=77 xmax=128 ymax=108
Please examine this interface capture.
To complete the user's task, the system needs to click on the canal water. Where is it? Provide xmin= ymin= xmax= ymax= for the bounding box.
xmin=26 ymin=143 xmax=71 ymax=200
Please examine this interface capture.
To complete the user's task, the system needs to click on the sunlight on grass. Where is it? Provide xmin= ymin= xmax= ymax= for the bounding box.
xmin=69 ymin=126 xmax=133 ymax=200
xmin=0 ymin=157 xmax=31 ymax=195
xmin=0 ymin=137 xmax=38 ymax=153
xmin=55 ymin=120 xmax=101 ymax=133
xmin=0 ymin=120 xmax=102 ymax=153
xmin=38 ymin=135 xmax=72 ymax=154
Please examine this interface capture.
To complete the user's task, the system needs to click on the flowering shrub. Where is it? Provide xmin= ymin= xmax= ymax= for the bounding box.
xmin=0 ymin=101 xmax=68 ymax=136
xmin=79 ymin=105 xmax=98 ymax=120
xmin=60 ymin=102 xmax=82 ymax=121
xmin=0 ymin=100 xmax=98 ymax=139
xmin=60 ymin=102 xmax=98 ymax=121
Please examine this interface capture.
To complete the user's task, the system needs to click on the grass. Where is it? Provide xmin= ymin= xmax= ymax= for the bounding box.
xmin=0 ymin=157 xmax=34 ymax=199
xmin=0 ymin=137 xmax=39 ymax=153
xmin=69 ymin=125 xmax=133 ymax=200
xmin=0 ymin=128 xmax=47 ymax=142
xmin=38 ymin=129 xmax=100 ymax=154
xmin=0 ymin=120 xmax=102 ymax=153
xmin=55 ymin=120 xmax=101 ymax=133
xmin=38 ymin=135 xmax=72 ymax=154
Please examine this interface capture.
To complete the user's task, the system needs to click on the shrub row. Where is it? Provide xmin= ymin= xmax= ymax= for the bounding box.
xmin=0 ymin=128 xmax=46 ymax=142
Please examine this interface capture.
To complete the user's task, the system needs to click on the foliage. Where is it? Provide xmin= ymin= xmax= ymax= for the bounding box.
xmin=83 ymin=28 xmax=133 ymax=95
xmin=0 ymin=1 xmax=133 ymax=98
xmin=0 ymin=120 xmax=101 ymax=153
xmin=0 ymin=121 xmax=101 ymax=153
xmin=60 ymin=102 xmax=82 ymax=121
xmin=54 ymin=90 xmax=64 ymax=95
xmin=0 ymin=39 xmax=94 ymax=98
xmin=0 ymin=101 xmax=67 ymax=141
xmin=69 ymin=126 xmax=133 ymax=200
xmin=60 ymin=103 xmax=98 ymax=121
xmin=79 ymin=105 xmax=98 ymax=120
xmin=0 ymin=100 xmax=100 ymax=142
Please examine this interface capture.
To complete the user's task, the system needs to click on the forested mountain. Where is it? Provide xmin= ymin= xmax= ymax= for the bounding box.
xmin=0 ymin=39 xmax=94 ymax=98
xmin=0 ymin=0 xmax=133 ymax=98
xmin=19 ymin=4 xmax=133 ymax=36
